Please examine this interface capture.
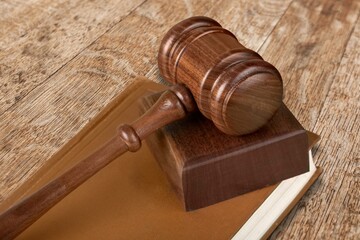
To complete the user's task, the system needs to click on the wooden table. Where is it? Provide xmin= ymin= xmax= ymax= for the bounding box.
xmin=0 ymin=0 xmax=358 ymax=239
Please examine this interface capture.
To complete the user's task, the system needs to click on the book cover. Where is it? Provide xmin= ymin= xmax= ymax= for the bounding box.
xmin=0 ymin=79 xmax=321 ymax=240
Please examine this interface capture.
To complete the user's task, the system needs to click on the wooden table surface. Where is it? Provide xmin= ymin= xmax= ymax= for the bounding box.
xmin=0 ymin=0 xmax=359 ymax=239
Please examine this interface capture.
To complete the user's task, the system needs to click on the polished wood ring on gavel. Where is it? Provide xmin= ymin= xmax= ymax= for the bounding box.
xmin=158 ymin=16 xmax=283 ymax=135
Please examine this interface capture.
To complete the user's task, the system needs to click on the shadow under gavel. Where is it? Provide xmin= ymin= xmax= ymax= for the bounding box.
xmin=0 ymin=16 xmax=283 ymax=239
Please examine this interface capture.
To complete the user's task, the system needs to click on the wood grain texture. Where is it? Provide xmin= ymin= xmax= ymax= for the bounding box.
xmin=0 ymin=0 xmax=145 ymax=114
xmin=0 ymin=0 xmax=358 ymax=239
xmin=257 ymin=0 xmax=360 ymax=239
xmin=271 ymin=14 xmax=360 ymax=240
xmin=259 ymin=0 xmax=359 ymax=130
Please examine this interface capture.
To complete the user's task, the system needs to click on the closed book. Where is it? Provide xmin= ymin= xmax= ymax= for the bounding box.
xmin=0 ymin=78 xmax=321 ymax=240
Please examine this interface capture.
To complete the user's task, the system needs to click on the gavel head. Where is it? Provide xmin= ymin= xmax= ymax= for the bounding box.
xmin=158 ymin=16 xmax=283 ymax=135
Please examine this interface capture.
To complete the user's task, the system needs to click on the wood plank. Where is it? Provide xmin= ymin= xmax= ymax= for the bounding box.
xmin=0 ymin=0 xmax=145 ymax=115
xmin=271 ymin=11 xmax=360 ymax=240
xmin=258 ymin=0 xmax=359 ymax=131
xmin=0 ymin=0 xmax=292 ymax=203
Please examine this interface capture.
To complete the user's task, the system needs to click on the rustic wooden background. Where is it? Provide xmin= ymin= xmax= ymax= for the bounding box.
xmin=0 ymin=0 xmax=358 ymax=239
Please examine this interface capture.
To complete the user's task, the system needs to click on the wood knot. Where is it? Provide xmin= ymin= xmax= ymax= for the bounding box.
xmin=118 ymin=124 xmax=141 ymax=152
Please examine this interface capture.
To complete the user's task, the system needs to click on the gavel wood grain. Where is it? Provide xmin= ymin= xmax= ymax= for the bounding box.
xmin=0 ymin=16 xmax=284 ymax=239
xmin=158 ymin=16 xmax=283 ymax=135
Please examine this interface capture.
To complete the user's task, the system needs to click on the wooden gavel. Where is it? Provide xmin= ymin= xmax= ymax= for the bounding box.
xmin=0 ymin=16 xmax=283 ymax=239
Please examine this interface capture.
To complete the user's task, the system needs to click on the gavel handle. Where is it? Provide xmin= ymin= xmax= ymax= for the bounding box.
xmin=0 ymin=85 xmax=196 ymax=240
